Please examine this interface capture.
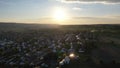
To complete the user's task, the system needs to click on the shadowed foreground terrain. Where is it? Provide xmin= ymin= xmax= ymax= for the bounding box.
xmin=0 ymin=23 xmax=120 ymax=68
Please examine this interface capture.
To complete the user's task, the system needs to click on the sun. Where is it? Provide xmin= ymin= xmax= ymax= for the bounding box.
xmin=53 ymin=7 xmax=67 ymax=21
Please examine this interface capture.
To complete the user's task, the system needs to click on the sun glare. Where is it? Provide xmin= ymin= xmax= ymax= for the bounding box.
xmin=53 ymin=7 xmax=67 ymax=21
xmin=69 ymin=53 xmax=75 ymax=58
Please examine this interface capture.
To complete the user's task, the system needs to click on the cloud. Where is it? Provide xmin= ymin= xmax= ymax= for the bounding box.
xmin=73 ymin=7 xmax=82 ymax=10
xmin=0 ymin=16 xmax=120 ymax=25
xmin=57 ymin=0 xmax=120 ymax=4
xmin=66 ymin=16 xmax=120 ymax=24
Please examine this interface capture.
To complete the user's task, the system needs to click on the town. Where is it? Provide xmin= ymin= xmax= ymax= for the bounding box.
xmin=0 ymin=23 xmax=120 ymax=68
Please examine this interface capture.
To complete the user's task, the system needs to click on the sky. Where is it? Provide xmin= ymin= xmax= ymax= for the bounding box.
xmin=0 ymin=0 xmax=120 ymax=25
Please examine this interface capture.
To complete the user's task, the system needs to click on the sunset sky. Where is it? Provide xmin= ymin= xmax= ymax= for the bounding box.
xmin=0 ymin=0 xmax=120 ymax=25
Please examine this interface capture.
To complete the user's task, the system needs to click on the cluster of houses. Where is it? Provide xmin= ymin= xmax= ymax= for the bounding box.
xmin=0 ymin=31 xmax=97 ymax=68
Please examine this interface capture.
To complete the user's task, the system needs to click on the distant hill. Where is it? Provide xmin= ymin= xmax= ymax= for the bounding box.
xmin=0 ymin=22 xmax=59 ymax=31
xmin=61 ymin=24 xmax=120 ymax=32
xmin=0 ymin=22 xmax=120 ymax=32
